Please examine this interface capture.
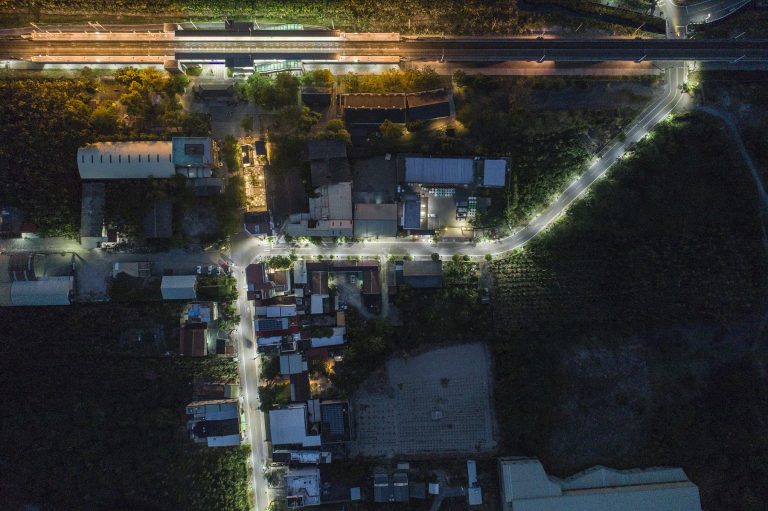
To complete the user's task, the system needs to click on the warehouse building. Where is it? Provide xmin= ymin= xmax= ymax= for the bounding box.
xmin=498 ymin=458 xmax=703 ymax=511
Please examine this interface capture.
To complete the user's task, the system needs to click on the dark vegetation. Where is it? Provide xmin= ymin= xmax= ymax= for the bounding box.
xmin=238 ymin=72 xmax=299 ymax=111
xmin=331 ymin=259 xmax=489 ymax=394
xmin=491 ymin=112 xmax=765 ymax=333
xmin=0 ymin=304 xmax=249 ymax=511
xmin=454 ymin=72 xmax=645 ymax=230
xmin=341 ymin=67 xmax=442 ymax=93
xmin=0 ymin=0 xmax=660 ymax=34
xmin=521 ymin=0 xmax=664 ymax=33
xmin=694 ymin=70 xmax=768 ymax=171
xmin=0 ymin=70 xmax=207 ymax=236
xmin=491 ymin=112 xmax=768 ymax=511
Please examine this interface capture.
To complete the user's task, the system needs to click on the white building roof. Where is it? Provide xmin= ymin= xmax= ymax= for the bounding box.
xmin=280 ymin=354 xmax=308 ymax=375
xmin=499 ymin=458 xmax=703 ymax=511
xmin=404 ymin=157 xmax=474 ymax=185
xmin=255 ymin=305 xmax=298 ymax=318
xmin=286 ymin=468 xmax=322 ymax=507
xmin=269 ymin=405 xmax=322 ymax=447
xmin=483 ymin=159 xmax=507 ymax=187
xmin=78 ymin=141 xmax=175 ymax=179
xmin=293 ymin=260 xmax=308 ymax=284
xmin=160 ymin=275 xmax=197 ymax=300
xmin=10 ymin=277 xmax=73 ymax=306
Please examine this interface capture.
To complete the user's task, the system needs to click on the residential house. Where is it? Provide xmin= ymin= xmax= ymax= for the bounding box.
xmin=269 ymin=404 xmax=322 ymax=448
xmin=246 ymin=263 xmax=292 ymax=301
xmin=498 ymin=458 xmax=703 ymax=511
xmin=186 ymin=399 xmax=243 ymax=447
xmin=285 ymin=468 xmax=322 ymax=507
xmin=272 ymin=450 xmax=332 ymax=465
xmin=392 ymin=260 xmax=443 ymax=288
xmin=243 ymin=211 xmax=273 ymax=237
xmin=179 ymin=322 xmax=208 ymax=357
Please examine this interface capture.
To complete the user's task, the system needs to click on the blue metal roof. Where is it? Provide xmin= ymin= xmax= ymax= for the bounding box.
xmin=402 ymin=198 xmax=421 ymax=230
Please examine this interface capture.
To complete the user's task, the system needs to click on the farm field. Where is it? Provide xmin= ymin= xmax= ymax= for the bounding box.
xmin=490 ymin=111 xmax=768 ymax=511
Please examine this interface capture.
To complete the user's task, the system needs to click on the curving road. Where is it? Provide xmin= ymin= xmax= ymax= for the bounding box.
xmin=234 ymin=65 xmax=687 ymax=264
xmin=664 ymin=0 xmax=753 ymax=36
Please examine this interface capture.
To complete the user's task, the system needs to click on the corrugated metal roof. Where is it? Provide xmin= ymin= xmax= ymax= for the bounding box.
xmin=500 ymin=459 xmax=703 ymax=511
xmin=10 ymin=277 xmax=72 ymax=306
xmin=354 ymin=202 xmax=398 ymax=221
xmin=309 ymin=182 xmax=353 ymax=221
xmin=78 ymin=141 xmax=175 ymax=179
xmin=80 ymin=182 xmax=105 ymax=238
xmin=160 ymin=275 xmax=197 ymax=300
xmin=483 ymin=159 xmax=507 ymax=187
xmin=404 ymin=157 xmax=474 ymax=185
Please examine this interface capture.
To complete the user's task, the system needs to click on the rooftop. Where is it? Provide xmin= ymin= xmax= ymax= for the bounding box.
xmin=285 ymin=468 xmax=321 ymax=507
xmin=309 ymin=183 xmax=353 ymax=221
xmin=143 ymin=200 xmax=173 ymax=239
xmin=307 ymin=139 xmax=351 ymax=187
xmin=483 ymin=159 xmax=508 ymax=187
xmin=404 ymin=156 xmax=474 ymax=185
xmin=499 ymin=458 xmax=703 ymax=511
xmin=77 ymin=141 xmax=175 ymax=179
xmin=160 ymin=275 xmax=197 ymax=300
xmin=80 ymin=182 xmax=106 ymax=243
xmin=269 ymin=405 xmax=321 ymax=447
xmin=172 ymin=137 xmax=215 ymax=167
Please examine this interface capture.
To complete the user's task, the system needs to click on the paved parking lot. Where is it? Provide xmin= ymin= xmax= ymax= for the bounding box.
xmin=352 ymin=343 xmax=496 ymax=457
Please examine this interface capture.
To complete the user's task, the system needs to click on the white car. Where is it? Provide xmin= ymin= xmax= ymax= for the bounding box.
xmin=196 ymin=265 xmax=202 ymax=274
xmin=207 ymin=265 xmax=214 ymax=274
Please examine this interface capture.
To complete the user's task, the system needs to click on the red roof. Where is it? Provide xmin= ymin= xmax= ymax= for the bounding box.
xmin=305 ymin=348 xmax=329 ymax=360
xmin=179 ymin=323 xmax=207 ymax=357
xmin=290 ymin=372 xmax=311 ymax=402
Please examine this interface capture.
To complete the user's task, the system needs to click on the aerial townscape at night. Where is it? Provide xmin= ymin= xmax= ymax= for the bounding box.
xmin=1 ymin=0 xmax=768 ymax=510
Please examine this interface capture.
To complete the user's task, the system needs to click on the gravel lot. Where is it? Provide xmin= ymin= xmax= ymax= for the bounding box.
xmin=351 ymin=343 xmax=496 ymax=457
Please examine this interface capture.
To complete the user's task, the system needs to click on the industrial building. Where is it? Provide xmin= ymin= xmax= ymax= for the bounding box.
xmin=498 ymin=458 xmax=703 ymax=511
xmin=77 ymin=137 xmax=220 ymax=180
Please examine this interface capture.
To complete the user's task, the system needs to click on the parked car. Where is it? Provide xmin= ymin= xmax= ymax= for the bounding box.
xmin=195 ymin=265 xmax=202 ymax=275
